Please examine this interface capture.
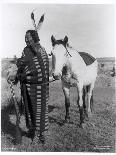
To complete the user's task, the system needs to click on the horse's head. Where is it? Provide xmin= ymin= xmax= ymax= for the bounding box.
xmin=50 ymin=35 xmax=69 ymax=80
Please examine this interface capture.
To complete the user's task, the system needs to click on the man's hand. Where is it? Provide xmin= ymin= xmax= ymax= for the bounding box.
xmin=7 ymin=73 xmax=16 ymax=84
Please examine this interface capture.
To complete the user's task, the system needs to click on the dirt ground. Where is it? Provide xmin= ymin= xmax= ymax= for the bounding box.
xmin=1 ymin=58 xmax=116 ymax=152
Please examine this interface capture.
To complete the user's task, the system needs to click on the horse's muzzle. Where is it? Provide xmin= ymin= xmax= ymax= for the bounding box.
xmin=52 ymin=73 xmax=61 ymax=80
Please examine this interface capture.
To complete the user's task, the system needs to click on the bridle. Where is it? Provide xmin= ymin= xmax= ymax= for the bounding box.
xmin=65 ymin=46 xmax=72 ymax=57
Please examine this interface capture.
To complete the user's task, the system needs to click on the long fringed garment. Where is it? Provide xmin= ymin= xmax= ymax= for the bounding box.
xmin=17 ymin=43 xmax=49 ymax=133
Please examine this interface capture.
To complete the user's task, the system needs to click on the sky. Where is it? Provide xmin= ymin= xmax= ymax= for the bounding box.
xmin=0 ymin=3 xmax=115 ymax=58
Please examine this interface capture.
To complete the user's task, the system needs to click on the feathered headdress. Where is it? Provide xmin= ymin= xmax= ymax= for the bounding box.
xmin=31 ymin=11 xmax=45 ymax=32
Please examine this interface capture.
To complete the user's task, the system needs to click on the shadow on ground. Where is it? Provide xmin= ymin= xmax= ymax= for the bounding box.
xmin=1 ymin=100 xmax=25 ymax=145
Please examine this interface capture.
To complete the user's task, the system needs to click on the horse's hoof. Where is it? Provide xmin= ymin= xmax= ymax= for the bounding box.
xmin=79 ymin=123 xmax=83 ymax=128
xmin=84 ymin=113 xmax=89 ymax=121
xmin=65 ymin=118 xmax=70 ymax=123
xmin=64 ymin=119 xmax=69 ymax=123
xmin=88 ymin=111 xmax=92 ymax=118
xmin=79 ymin=123 xmax=86 ymax=129
xmin=65 ymin=116 xmax=70 ymax=123
xmin=85 ymin=117 xmax=89 ymax=121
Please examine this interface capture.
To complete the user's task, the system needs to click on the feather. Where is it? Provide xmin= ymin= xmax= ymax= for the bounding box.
xmin=31 ymin=12 xmax=35 ymax=20
xmin=39 ymin=14 xmax=44 ymax=23
xmin=31 ymin=12 xmax=37 ymax=30
xmin=36 ymin=14 xmax=45 ymax=31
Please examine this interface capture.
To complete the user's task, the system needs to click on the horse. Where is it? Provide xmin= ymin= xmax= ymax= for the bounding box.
xmin=50 ymin=35 xmax=98 ymax=127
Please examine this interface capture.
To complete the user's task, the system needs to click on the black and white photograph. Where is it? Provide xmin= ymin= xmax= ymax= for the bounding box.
xmin=0 ymin=1 xmax=115 ymax=152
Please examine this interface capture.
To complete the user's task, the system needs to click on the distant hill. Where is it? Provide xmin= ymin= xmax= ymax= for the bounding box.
xmin=97 ymin=57 xmax=115 ymax=62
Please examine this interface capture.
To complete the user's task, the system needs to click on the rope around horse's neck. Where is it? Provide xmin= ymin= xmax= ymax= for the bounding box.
xmin=65 ymin=43 xmax=80 ymax=58
xmin=66 ymin=43 xmax=80 ymax=55
xmin=65 ymin=47 xmax=72 ymax=57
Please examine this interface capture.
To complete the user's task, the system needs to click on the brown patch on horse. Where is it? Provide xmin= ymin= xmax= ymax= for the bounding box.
xmin=79 ymin=52 xmax=96 ymax=65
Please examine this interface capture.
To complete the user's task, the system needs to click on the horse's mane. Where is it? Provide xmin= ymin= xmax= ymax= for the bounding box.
xmin=52 ymin=39 xmax=67 ymax=47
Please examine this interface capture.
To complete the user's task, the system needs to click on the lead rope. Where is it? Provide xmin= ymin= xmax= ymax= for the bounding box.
xmin=24 ymin=78 xmax=57 ymax=85
xmin=39 ymin=79 xmax=56 ymax=85
xmin=7 ymin=72 xmax=21 ymax=144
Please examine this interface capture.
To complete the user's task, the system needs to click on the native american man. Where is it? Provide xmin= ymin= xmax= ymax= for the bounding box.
xmin=8 ymin=13 xmax=49 ymax=143
xmin=17 ymin=29 xmax=49 ymax=143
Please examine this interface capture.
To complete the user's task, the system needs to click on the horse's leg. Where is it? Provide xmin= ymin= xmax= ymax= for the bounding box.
xmin=83 ymin=87 xmax=88 ymax=120
xmin=87 ymin=83 xmax=94 ymax=116
xmin=82 ymin=87 xmax=86 ymax=114
xmin=90 ymin=90 xmax=94 ymax=112
xmin=77 ymin=85 xmax=84 ymax=127
xmin=62 ymin=86 xmax=70 ymax=122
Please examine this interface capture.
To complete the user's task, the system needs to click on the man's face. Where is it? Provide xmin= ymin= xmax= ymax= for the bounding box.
xmin=25 ymin=32 xmax=34 ymax=46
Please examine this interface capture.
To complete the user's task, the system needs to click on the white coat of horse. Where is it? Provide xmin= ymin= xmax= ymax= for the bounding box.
xmin=50 ymin=35 xmax=98 ymax=127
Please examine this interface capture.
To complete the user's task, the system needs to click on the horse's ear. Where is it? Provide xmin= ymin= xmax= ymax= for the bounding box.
xmin=51 ymin=35 xmax=56 ymax=46
xmin=63 ymin=36 xmax=68 ymax=44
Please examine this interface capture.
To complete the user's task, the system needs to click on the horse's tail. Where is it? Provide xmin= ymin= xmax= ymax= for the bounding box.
xmin=95 ymin=59 xmax=98 ymax=71
xmin=93 ymin=59 xmax=98 ymax=78
xmin=94 ymin=59 xmax=98 ymax=68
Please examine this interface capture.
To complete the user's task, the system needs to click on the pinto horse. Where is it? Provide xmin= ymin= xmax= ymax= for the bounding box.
xmin=50 ymin=35 xmax=98 ymax=127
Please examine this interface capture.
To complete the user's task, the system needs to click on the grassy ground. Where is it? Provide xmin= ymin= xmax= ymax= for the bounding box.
xmin=1 ymin=58 xmax=116 ymax=152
